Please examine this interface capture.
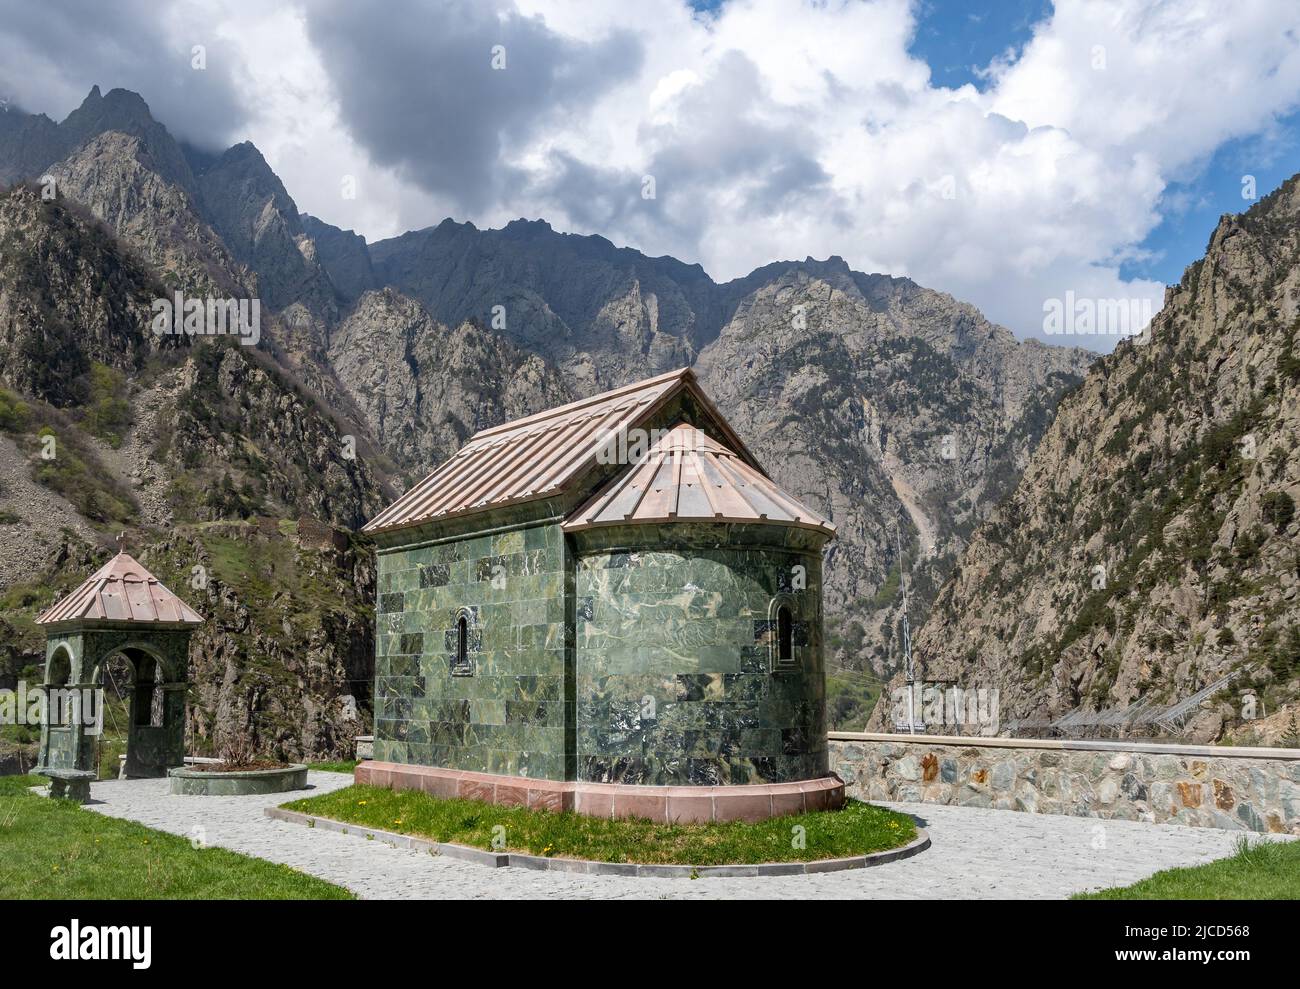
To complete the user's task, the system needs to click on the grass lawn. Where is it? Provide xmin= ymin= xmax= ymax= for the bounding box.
xmin=0 ymin=775 xmax=352 ymax=899
xmin=1075 ymin=836 xmax=1300 ymax=900
xmin=308 ymin=760 xmax=359 ymax=774
xmin=283 ymin=784 xmax=917 ymax=865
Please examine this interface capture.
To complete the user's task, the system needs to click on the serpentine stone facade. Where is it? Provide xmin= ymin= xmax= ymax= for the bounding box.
xmin=574 ymin=522 xmax=827 ymax=785
xmin=830 ymin=733 xmax=1300 ymax=834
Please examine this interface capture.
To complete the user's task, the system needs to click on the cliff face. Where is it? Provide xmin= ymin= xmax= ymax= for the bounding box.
xmin=50 ymin=131 xmax=250 ymax=297
xmin=191 ymin=142 xmax=338 ymax=323
xmin=328 ymin=288 xmax=572 ymax=483
xmin=909 ymin=179 xmax=1300 ymax=743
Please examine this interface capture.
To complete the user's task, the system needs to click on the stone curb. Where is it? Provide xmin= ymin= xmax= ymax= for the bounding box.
xmin=264 ymin=806 xmax=931 ymax=878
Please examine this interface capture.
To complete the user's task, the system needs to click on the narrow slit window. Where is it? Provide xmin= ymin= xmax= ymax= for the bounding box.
xmin=456 ymin=615 xmax=468 ymax=667
xmin=777 ymin=605 xmax=793 ymax=664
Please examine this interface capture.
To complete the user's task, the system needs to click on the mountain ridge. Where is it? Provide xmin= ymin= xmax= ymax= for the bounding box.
xmin=0 ymin=84 xmax=1099 ymax=745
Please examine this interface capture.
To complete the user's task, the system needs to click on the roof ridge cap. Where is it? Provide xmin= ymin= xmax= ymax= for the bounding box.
xmin=468 ymin=367 xmax=692 ymax=440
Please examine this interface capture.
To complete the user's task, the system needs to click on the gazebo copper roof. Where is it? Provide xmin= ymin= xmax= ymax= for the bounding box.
xmin=363 ymin=367 xmax=761 ymax=536
xmin=35 ymin=551 xmax=204 ymax=627
xmin=563 ymin=423 xmax=835 ymax=535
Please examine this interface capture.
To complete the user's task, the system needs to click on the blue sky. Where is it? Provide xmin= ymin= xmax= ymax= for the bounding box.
xmin=1119 ymin=109 xmax=1300 ymax=285
xmin=909 ymin=0 xmax=1051 ymax=89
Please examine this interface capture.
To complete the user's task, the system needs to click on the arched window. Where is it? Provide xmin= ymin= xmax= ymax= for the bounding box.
xmin=450 ymin=608 xmax=475 ymax=676
xmin=777 ymin=605 xmax=793 ymax=664
xmin=765 ymin=594 xmax=799 ymax=671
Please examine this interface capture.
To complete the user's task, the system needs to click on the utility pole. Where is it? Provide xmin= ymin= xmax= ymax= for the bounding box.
xmin=892 ymin=520 xmax=923 ymax=735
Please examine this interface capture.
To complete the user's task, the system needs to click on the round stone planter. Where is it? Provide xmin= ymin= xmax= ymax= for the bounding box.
xmin=168 ymin=764 xmax=309 ymax=796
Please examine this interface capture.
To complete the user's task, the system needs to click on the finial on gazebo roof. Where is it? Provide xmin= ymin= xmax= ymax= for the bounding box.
xmin=116 ymin=531 xmax=127 ymax=554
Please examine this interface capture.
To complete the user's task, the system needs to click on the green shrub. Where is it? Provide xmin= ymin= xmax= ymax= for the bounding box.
xmin=81 ymin=363 xmax=132 ymax=448
xmin=1261 ymin=490 xmax=1295 ymax=534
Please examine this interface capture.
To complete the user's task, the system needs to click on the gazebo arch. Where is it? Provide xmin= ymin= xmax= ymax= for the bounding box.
xmin=34 ymin=541 xmax=203 ymax=779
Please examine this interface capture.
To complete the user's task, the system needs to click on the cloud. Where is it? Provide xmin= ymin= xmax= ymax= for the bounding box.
xmin=302 ymin=0 xmax=644 ymax=213
xmin=0 ymin=0 xmax=249 ymax=148
xmin=4 ymin=0 xmax=1300 ymax=350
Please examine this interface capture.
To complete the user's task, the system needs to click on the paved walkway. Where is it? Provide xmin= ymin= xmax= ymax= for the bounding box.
xmin=82 ymin=772 xmax=1271 ymax=899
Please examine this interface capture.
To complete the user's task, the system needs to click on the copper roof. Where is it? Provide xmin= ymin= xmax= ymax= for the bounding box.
xmin=563 ymin=423 xmax=835 ymax=535
xmin=363 ymin=367 xmax=761 ymax=535
xmin=35 ymin=552 xmax=204 ymax=627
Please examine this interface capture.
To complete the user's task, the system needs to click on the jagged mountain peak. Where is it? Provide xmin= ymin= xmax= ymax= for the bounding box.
xmin=72 ymin=87 xmax=196 ymax=195
xmin=501 ymin=217 xmax=554 ymax=236
xmin=197 ymin=140 xmax=300 ymax=216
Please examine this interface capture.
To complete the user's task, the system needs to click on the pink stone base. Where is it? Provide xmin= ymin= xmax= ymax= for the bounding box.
xmin=355 ymin=761 xmax=845 ymax=823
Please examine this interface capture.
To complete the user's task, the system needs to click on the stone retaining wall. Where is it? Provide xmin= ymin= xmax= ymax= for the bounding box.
xmin=829 ymin=733 xmax=1300 ymax=834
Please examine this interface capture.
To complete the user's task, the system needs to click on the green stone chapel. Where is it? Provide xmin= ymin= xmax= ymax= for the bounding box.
xmin=361 ymin=368 xmax=843 ymax=818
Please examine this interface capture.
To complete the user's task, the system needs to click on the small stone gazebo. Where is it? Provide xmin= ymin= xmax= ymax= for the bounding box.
xmin=35 ymin=544 xmax=203 ymax=786
xmin=359 ymin=368 xmax=844 ymax=822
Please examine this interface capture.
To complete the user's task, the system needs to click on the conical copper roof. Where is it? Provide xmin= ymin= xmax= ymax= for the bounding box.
xmin=563 ymin=423 xmax=835 ymax=535
xmin=35 ymin=552 xmax=204 ymax=627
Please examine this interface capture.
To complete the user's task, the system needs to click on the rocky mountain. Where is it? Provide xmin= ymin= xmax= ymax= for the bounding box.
xmin=0 ymin=86 xmax=190 ymax=188
xmin=0 ymin=84 xmax=1099 ymax=753
xmin=367 ymin=217 xmax=720 ymax=392
xmin=50 ymin=131 xmax=249 ymax=296
xmin=906 ymin=178 xmax=1300 ymax=744
xmin=190 ymin=142 xmax=338 ymax=323
xmin=0 ymin=183 xmax=164 ymax=402
xmin=328 ymin=288 xmax=571 ymax=479
xmin=301 ymin=213 xmax=376 ymax=304
xmin=694 ymin=259 xmax=1090 ymax=672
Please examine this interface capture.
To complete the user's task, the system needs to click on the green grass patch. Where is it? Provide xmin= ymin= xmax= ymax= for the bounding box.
xmin=0 ymin=775 xmax=351 ymax=899
xmin=283 ymin=784 xmax=916 ymax=866
xmin=1075 ymin=836 xmax=1300 ymax=900
xmin=308 ymin=760 xmax=359 ymax=774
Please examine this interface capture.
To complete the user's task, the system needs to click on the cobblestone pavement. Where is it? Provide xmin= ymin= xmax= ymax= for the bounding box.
xmin=82 ymin=772 xmax=1273 ymax=899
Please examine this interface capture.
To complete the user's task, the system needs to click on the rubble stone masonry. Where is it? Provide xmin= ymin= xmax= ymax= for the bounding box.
xmin=830 ymin=733 xmax=1300 ymax=833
